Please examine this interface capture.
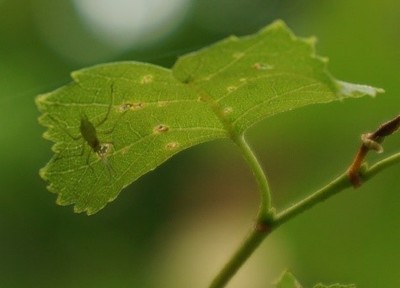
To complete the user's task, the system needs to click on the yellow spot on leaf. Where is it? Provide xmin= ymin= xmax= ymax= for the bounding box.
xmin=141 ymin=74 xmax=154 ymax=84
xmin=222 ymin=107 xmax=233 ymax=115
xmin=227 ymin=86 xmax=237 ymax=92
xmin=166 ymin=142 xmax=179 ymax=150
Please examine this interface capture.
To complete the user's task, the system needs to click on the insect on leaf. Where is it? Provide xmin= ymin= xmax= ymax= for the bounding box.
xmin=36 ymin=20 xmax=383 ymax=214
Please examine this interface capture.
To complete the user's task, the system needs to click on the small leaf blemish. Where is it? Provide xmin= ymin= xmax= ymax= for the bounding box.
xmin=118 ymin=103 xmax=133 ymax=112
xmin=119 ymin=102 xmax=145 ymax=112
xmin=227 ymin=86 xmax=237 ymax=92
xmin=141 ymin=74 xmax=154 ymax=84
xmin=198 ymin=96 xmax=207 ymax=102
xmin=223 ymin=107 xmax=233 ymax=115
xmin=166 ymin=142 xmax=179 ymax=150
xmin=154 ymin=124 xmax=169 ymax=133
xmin=252 ymin=62 xmax=274 ymax=70
xmin=133 ymin=102 xmax=144 ymax=110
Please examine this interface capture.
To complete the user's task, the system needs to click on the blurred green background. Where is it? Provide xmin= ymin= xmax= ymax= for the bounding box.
xmin=0 ymin=0 xmax=399 ymax=287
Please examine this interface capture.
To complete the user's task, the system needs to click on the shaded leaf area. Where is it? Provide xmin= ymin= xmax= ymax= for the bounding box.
xmin=37 ymin=20 xmax=383 ymax=214
xmin=275 ymin=271 xmax=356 ymax=288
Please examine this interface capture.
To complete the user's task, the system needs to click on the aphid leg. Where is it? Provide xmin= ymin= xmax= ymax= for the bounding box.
xmin=85 ymin=148 xmax=93 ymax=170
xmin=95 ymin=83 xmax=115 ymax=128
xmin=102 ymin=157 xmax=116 ymax=178
xmin=95 ymin=83 xmax=127 ymax=136
xmin=90 ymin=84 xmax=127 ymax=176
xmin=79 ymin=141 xmax=86 ymax=157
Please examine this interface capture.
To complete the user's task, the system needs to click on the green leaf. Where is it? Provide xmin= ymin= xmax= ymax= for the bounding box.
xmin=275 ymin=271 xmax=303 ymax=288
xmin=36 ymin=64 xmax=225 ymax=214
xmin=36 ymin=20 xmax=383 ymax=214
xmin=172 ymin=20 xmax=383 ymax=133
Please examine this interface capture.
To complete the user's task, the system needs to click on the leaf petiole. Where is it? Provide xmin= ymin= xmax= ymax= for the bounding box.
xmin=233 ymin=134 xmax=274 ymax=221
xmin=209 ymin=134 xmax=274 ymax=288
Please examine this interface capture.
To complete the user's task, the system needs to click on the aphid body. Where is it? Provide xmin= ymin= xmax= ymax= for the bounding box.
xmin=80 ymin=114 xmax=101 ymax=155
xmin=79 ymin=114 xmax=114 ymax=174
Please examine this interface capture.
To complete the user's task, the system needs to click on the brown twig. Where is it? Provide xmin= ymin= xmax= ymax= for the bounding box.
xmin=347 ymin=115 xmax=400 ymax=187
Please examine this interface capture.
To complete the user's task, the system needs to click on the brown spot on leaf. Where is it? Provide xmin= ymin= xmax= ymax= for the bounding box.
xmin=154 ymin=124 xmax=169 ymax=133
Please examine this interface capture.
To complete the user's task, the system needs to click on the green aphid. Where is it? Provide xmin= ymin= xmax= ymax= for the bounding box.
xmin=79 ymin=113 xmax=114 ymax=175
xmin=50 ymin=84 xmax=119 ymax=175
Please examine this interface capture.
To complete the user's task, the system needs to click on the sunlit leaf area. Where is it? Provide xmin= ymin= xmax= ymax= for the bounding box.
xmin=1 ymin=0 xmax=399 ymax=287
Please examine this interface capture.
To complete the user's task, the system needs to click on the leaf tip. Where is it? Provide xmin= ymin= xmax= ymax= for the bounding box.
xmin=269 ymin=19 xmax=288 ymax=30
xmin=35 ymin=93 xmax=44 ymax=105
xmin=304 ymin=35 xmax=319 ymax=50
xmin=338 ymin=81 xmax=385 ymax=99
xmin=258 ymin=19 xmax=290 ymax=36
xmin=274 ymin=270 xmax=303 ymax=288
xmin=77 ymin=205 xmax=103 ymax=216
xmin=38 ymin=166 xmax=48 ymax=182
xmin=73 ymin=205 xmax=85 ymax=214
xmin=85 ymin=209 xmax=99 ymax=216
xmin=35 ymin=92 xmax=50 ymax=113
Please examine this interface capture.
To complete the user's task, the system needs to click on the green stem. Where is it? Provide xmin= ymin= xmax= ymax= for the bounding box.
xmin=273 ymin=172 xmax=349 ymax=227
xmin=209 ymin=223 xmax=271 ymax=288
xmin=364 ymin=151 xmax=400 ymax=180
xmin=210 ymin=134 xmax=273 ymax=288
xmin=274 ymin=151 xmax=400 ymax=227
xmin=209 ymin=150 xmax=400 ymax=288
xmin=233 ymin=134 xmax=273 ymax=219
